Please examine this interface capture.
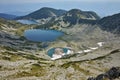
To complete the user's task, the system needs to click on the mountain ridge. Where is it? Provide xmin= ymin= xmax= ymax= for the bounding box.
xmin=0 ymin=13 xmax=17 ymax=20
xmin=34 ymin=8 xmax=100 ymax=29
xmin=16 ymin=7 xmax=100 ymax=21
xmin=16 ymin=7 xmax=67 ymax=19
xmin=98 ymin=13 xmax=120 ymax=34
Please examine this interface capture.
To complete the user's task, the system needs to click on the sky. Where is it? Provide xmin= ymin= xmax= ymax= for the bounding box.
xmin=0 ymin=0 xmax=120 ymax=17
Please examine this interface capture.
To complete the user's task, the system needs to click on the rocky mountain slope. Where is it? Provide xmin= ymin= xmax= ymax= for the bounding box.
xmin=16 ymin=7 xmax=66 ymax=19
xmin=35 ymin=8 xmax=100 ymax=29
xmin=0 ymin=8 xmax=120 ymax=80
xmin=98 ymin=13 xmax=120 ymax=34
xmin=62 ymin=9 xmax=100 ymax=24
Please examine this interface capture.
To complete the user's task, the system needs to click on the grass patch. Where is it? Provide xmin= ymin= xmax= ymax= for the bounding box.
xmin=23 ymin=54 xmax=39 ymax=60
xmin=72 ymin=63 xmax=90 ymax=75
xmin=0 ymin=50 xmax=24 ymax=61
xmin=10 ymin=63 xmax=46 ymax=78
xmin=2 ymin=46 xmax=17 ymax=52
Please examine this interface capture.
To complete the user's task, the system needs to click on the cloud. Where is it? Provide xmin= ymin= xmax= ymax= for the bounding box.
xmin=0 ymin=0 xmax=120 ymax=4
xmin=0 ymin=0 xmax=56 ymax=4
xmin=72 ymin=0 xmax=120 ymax=2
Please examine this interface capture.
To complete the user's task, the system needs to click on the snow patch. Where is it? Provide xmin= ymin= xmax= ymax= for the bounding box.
xmin=83 ymin=49 xmax=92 ymax=53
xmin=97 ymin=42 xmax=104 ymax=47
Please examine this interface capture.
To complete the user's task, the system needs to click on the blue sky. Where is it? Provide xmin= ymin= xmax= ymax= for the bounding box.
xmin=0 ymin=0 xmax=120 ymax=17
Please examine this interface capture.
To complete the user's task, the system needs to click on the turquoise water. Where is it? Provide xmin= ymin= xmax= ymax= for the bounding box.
xmin=17 ymin=20 xmax=38 ymax=24
xmin=24 ymin=29 xmax=63 ymax=42
xmin=47 ymin=48 xmax=68 ymax=57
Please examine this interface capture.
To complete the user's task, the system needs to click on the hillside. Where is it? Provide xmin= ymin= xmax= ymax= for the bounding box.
xmin=0 ymin=13 xmax=17 ymax=20
xmin=0 ymin=8 xmax=120 ymax=80
xmin=98 ymin=13 xmax=120 ymax=34
xmin=16 ymin=7 xmax=66 ymax=19
xmin=35 ymin=9 xmax=100 ymax=29
xmin=0 ymin=18 xmax=36 ymax=36
xmin=62 ymin=9 xmax=100 ymax=25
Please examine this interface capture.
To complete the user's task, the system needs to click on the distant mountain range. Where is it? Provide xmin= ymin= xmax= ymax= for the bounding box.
xmin=0 ymin=7 xmax=119 ymax=34
xmin=32 ymin=8 xmax=119 ymax=34
xmin=15 ymin=7 xmax=100 ymax=20
xmin=0 ymin=13 xmax=17 ymax=20
xmin=6 ymin=11 xmax=32 ymax=16
xmin=33 ymin=8 xmax=100 ymax=29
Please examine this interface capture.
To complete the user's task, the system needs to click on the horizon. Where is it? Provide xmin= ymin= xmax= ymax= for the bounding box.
xmin=0 ymin=0 xmax=120 ymax=17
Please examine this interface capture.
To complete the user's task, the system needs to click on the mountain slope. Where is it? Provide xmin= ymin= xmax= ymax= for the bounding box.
xmin=16 ymin=7 xmax=66 ymax=19
xmin=0 ymin=13 xmax=17 ymax=20
xmin=35 ymin=9 xmax=100 ymax=29
xmin=0 ymin=10 xmax=120 ymax=80
xmin=63 ymin=9 xmax=100 ymax=20
xmin=98 ymin=13 xmax=120 ymax=34
xmin=62 ymin=9 xmax=100 ymax=25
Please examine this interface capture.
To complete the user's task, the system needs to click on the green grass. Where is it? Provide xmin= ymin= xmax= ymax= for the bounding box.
xmin=2 ymin=46 xmax=17 ymax=52
xmin=23 ymin=54 xmax=39 ymax=60
xmin=11 ymin=63 xmax=46 ymax=78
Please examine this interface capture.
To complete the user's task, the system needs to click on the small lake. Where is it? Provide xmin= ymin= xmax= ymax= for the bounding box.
xmin=24 ymin=29 xmax=64 ymax=42
xmin=17 ymin=20 xmax=38 ymax=24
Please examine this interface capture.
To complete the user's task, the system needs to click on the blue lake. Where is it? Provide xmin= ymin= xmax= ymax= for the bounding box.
xmin=17 ymin=20 xmax=38 ymax=24
xmin=24 ymin=29 xmax=63 ymax=42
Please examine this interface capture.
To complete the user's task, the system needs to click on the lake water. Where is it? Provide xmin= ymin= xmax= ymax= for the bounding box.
xmin=17 ymin=20 xmax=38 ymax=24
xmin=24 ymin=29 xmax=63 ymax=42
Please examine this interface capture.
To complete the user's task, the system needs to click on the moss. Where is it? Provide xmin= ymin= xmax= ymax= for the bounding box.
xmin=3 ymin=46 xmax=17 ymax=52
xmin=2 ymin=56 xmax=11 ymax=61
xmin=10 ymin=63 xmax=46 ymax=78
xmin=72 ymin=63 xmax=91 ymax=75
xmin=14 ymin=71 xmax=31 ymax=78
xmin=0 ymin=50 xmax=24 ymax=62
xmin=15 ymin=26 xmax=31 ymax=36
xmin=60 ymin=62 xmax=72 ymax=68
xmin=30 ymin=63 xmax=46 ymax=77
xmin=66 ymin=73 xmax=73 ymax=78
xmin=23 ymin=54 xmax=39 ymax=60
xmin=10 ymin=55 xmax=23 ymax=61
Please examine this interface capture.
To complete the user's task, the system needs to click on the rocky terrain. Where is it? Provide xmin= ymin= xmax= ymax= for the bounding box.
xmin=0 ymin=7 xmax=120 ymax=80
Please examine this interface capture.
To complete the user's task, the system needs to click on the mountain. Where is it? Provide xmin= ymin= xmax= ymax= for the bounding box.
xmin=98 ymin=13 xmax=120 ymax=34
xmin=0 ymin=13 xmax=17 ymax=20
xmin=35 ymin=9 xmax=100 ymax=29
xmin=64 ymin=9 xmax=100 ymax=20
xmin=62 ymin=9 xmax=100 ymax=25
xmin=0 ymin=9 xmax=120 ymax=80
xmin=16 ymin=7 xmax=67 ymax=19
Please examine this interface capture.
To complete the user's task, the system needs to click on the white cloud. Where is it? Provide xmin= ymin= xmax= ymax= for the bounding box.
xmin=0 ymin=0 xmax=56 ymax=4
xmin=73 ymin=0 xmax=119 ymax=2
xmin=0 ymin=0 xmax=120 ymax=4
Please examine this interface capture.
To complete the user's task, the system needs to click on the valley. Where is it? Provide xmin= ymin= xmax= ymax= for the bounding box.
xmin=0 ymin=7 xmax=120 ymax=80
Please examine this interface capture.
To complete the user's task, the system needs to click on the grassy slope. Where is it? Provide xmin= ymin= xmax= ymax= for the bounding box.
xmin=0 ymin=18 xmax=120 ymax=80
